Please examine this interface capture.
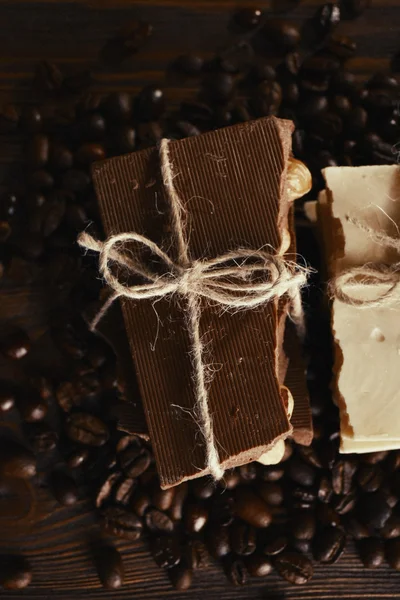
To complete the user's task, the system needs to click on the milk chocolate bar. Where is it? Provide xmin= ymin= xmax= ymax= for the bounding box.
xmin=92 ymin=116 xmax=301 ymax=487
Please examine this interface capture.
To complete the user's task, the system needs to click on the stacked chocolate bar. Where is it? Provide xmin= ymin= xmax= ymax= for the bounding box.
xmin=91 ymin=116 xmax=313 ymax=488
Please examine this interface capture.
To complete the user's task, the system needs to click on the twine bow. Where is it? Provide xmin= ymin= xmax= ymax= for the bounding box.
xmin=78 ymin=138 xmax=309 ymax=480
xmin=331 ymin=214 xmax=400 ymax=308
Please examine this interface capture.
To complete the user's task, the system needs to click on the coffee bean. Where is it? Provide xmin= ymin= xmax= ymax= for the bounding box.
xmin=362 ymin=451 xmax=389 ymax=465
xmin=114 ymin=476 xmax=136 ymax=505
xmin=94 ymin=545 xmax=124 ymax=590
xmin=129 ymin=489 xmax=150 ymax=517
xmin=206 ymin=525 xmax=231 ymax=559
xmin=298 ymin=94 xmax=328 ymax=119
xmin=76 ymin=143 xmax=106 ymax=165
xmin=381 ymin=515 xmax=400 ymax=539
xmin=49 ymin=143 xmax=74 ymax=171
xmin=297 ymin=446 xmax=323 ymax=470
xmin=313 ymin=3 xmax=341 ymax=39
xmin=261 ymin=19 xmax=300 ymax=53
xmin=274 ymin=551 xmax=313 ymax=585
xmin=168 ymin=563 xmax=193 ymax=590
xmin=119 ymin=446 xmax=151 ymax=478
xmin=111 ymin=126 xmax=136 ymax=154
xmin=151 ymin=485 xmax=175 ymax=511
xmin=302 ymin=54 xmax=340 ymax=75
xmin=239 ymin=463 xmax=258 ymax=482
xmin=289 ymin=457 xmax=316 ymax=487
xmin=168 ymin=482 xmax=188 ymax=521
xmin=50 ymin=470 xmax=78 ymax=506
xmin=311 ymin=112 xmax=342 ymax=138
xmin=313 ymin=527 xmax=346 ymax=564
xmin=0 ymin=439 xmax=36 ymax=479
xmin=66 ymin=412 xmax=109 ymax=447
xmin=191 ymin=478 xmax=215 ymax=499
xmin=146 ymin=508 xmax=174 ymax=533
xmin=62 ymin=169 xmax=90 ymax=192
xmin=18 ymin=391 xmax=48 ymax=422
xmin=385 ymin=538 xmax=400 ymax=570
xmin=136 ymin=85 xmax=165 ymax=120
xmin=333 ymin=490 xmax=357 ymax=515
xmin=175 ymin=54 xmax=204 ymax=76
xmin=343 ymin=515 xmax=369 ymax=540
xmin=2 ymin=330 xmax=30 ymax=360
xmin=233 ymin=487 xmax=272 ymax=528
xmin=259 ymin=482 xmax=284 ymax=506
xmin=184 ymin=502 xmax=208 ymax=533
xmin=224 ymin=557 xmax=248 ymax=586
xmin=20 ymin=106 xmax=42 ymax=133
xmin=326 ymin=34 xmax=357 ymax=59
xmin=357 ymin=464 xmax=384 ymax=492
xmin=234 ymin=7 xmax=262 ymax=30
xmin=150 ymin=535 xmax=181 ymax=569
xmin=203 ymin=73 xmax=235 ymax=104
xmin=358 ymin=538 xmax=384 ymax=568
xmin=245 ymin=553 xmax=272 ymax=577
xmin=332 ymin=459 xmax=356 ymax=495
xmin=358 ymin=491 xmax=392 ymax=530
xmin=292 ymin=485 xmax=317 ymax=506
xmin=332 ymin=95 xmax=352 ymax=116
xmin=340 ymin=0 xmax=370 ymax=18
xmin=27 ymin=134 xmax=49 ymax=169
xmin=67 ymin=447 xmax=90 ymax=469
xmin=101 ymin=20 xmax=152 ymax=66
xmin=252 ymin=80 xmax=282 ymax=117
xmin=101 ymin=506 xmax=143 ymax=540
xmin=0 ymin=555 xmax=32 ymax=590
xmin=230 ymin=521 xmax=257 ymax=556
xmin=186 ymin=539 xmax=210 ymax=570
xmin=263 ymin=534 xmax=288 ymax=556
xmin=291 ymin=510 xmax=316 ymax=540
xmin=28 ymin=423 xmax=58 ymax=453
xmin=0 ymin=385 xmax=15 ymax=413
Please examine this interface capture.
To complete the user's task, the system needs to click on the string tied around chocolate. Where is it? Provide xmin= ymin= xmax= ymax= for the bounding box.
xmin=78 ymin=138 xmax=310 ymax=481
xmin=331 ymin=214 xmax=400 ymax=308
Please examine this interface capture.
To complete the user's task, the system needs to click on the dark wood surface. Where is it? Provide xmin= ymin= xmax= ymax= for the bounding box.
xmin=1 ymin=0 xmax=400 ymax=598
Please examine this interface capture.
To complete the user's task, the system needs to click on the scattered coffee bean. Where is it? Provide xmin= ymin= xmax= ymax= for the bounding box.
xmin=18 ymin=392 xmax=48 ymax=422
xmin=174 ymin=54 xmax=204 ymax=76
xmin=206 ymin=525 xmax=231 ymax=559
xmin=0 ymin=555 xmax=32 ymax=590
xmin=357 ymin=464 xmax=384 ymax=493
xmin=0 ymin=439 xmax=36 ymax=479
xmin=168 ymin=482 xmax=188 ymax=521
xmin=259 ymin=482 xmax=284 ymax=506
xmin=66 ymin=412 xmax=109 ymax=446
xmin=150 ymin=535 xmax=181 ymax=569
xmin=234 ymin=7 xmax=263 ymax=30
xmin=94 ymin=545 xmax=124 ymax=589
xmin=358 ymin=491 xmax=392 ymax=530
xmin=230 ymin=521 xmax=257 ymax=556
xmin=289 ymin=457 xmax=316 ymax=487
xmin=245 ymin=553 xmax=272 ymax=577
xmin=0 ymin=387 xmax=15 ymax=413
xmin=313 ymin=527 xmax=346 ymax=564
xmin=184 ymin=503 xmax=208 ymax=533
xmin=187 ymin=539 xmax=210 ymax=570
xmin=263 ymin=534 xmax=288 ymax=556
xmin=341 ymin=0 xmax=370 ymax=18
xmin=146 ymin=508 xmax=174 ymax=533
xmin=76 ymin=143 xmax=106 ymax=165
xmin=224 ymin=557 xmax=248 ymax=586
xmin=261 ymin=19 xmax=300 ymax=52
xmin=101 ymin=506 xmax=143 ymax=540
xmin=50 ymin=470 xmax=79 ymax=506
xmin=28 ymin=422 xmax=58 ymax=453
xmin=291 ymin=510 xmax=316 ymax=540
xmin=274 ymin=551 xmax=313 ymax=585
xmin=358 ymin=538 xmax=384 ymax=568
xmin=233 ymin=487 xmax=272 ymax=528
xmin=1 ymin=330 xmax=30 ymax=360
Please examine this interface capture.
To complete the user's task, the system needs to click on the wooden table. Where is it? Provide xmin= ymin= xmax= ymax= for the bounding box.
xmin=1 ymin=0 xmax=400 ymax=597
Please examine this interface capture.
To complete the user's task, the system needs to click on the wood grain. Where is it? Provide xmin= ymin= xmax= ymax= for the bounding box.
xmin=1 ymin=0 xmax=400 ymax=598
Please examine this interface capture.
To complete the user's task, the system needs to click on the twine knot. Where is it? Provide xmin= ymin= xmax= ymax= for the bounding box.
xmin=78 ymin=138 xmax=310 ymax=481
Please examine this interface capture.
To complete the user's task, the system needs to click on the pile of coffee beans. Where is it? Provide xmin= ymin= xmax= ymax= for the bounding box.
xmin=1 ymin=0 xmax=400 ymax=592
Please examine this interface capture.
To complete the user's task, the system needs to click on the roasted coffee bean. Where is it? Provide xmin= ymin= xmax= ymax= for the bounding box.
xmin=358 ymin=538 xmax=384 ymax=568
xmin=311 ymin=112 xmax=342 ymax=138
xmin=20 ymin=106 xmax=42 ymax=133
xmin=76 ymin=143 xmax=106 ymax=165
xmin=274 ymin=551 xmax=313 ymax=585
xmin=313 ymin=3 xmax=341 ymax=39
xmin=28 ymin=422 xmax=57 ymax=453
xmin=234 ymin=7 xmax=262 ymax=30
xmin=114 ymin=476 xmax=136 ymax=505
xmin=168 ymin=482 xmax=188 ymax=521
xmin=252 ymin=80 xmax=282 ymax=117
xmin=202 ymin=73 xmax=235 ymax=104
xmin=2 ymin=330 xmax=30 ymax=360
xmin=186 ymin=539 xmax=210 ymax=570
xmin=291 ymin=510 xmax=316 ymax=540
xmin=168 ymin=563 xmax=193 ymax=590
xmin=27 ymin=134 xmax=49 ymax=169
xmin=341 ymin=0 xmax=370 ymax=18
xmin=0 ymin=439 xmax=36 ymax=479
xmin=82 ymin=112 xmax=106 ymax=141
xmin=206 ymin=525 xmax=231 ymax=559
xmin=0 ymin=386 xmax=15 ymax=413
xmin=259 ymin=482 xmax=284 ymax=506
xmin=175 ymin=54 xmax=204 ymax=76
xmin=332 ymin=459 xmax=356 ymax=495
xmin=184 ymin=503 xmax=208 ymax=533
xmin=101 ymin=506 xmax=143 ymax=540
xmin=62 ymin=169 xmax=90 ymax=192
xmin=66 ymin=412 xmax=109 ymax=447
xmin=29 ymin=169 xmax=54 ymax=191
xmin=150 ymin=535 xmax=181 ymax=569
xmin=239 ymin=463 xmax=257 ymax=482
xmin=130 ymin=489 xmax=150 ymax=517
xmin=146 ymin=508 xmax=174 ymax=533
xmin=292 ymin=485 xmax=317 ymax=506
xmin=326 ymin=34 xmax=357 ymax=59
xmin=313 ymin=527 xmax=346 ymax=564
xmin=18 ymin=391 xmax=48 ymax=422
xmin=151 ymin=485 xmax=175 ymax=511
xmin=224 ymin=557 xmax=248 ymax=586
xmin=111 ymin=126 xmax=136 ymax=154
xmin=263 ymin=534 xmax=288 ymax=556
xmin=302 ymin=54 xmax=340 ymax=75
xmin=342 ymin=515 xmax=369 ymax=540
xmin=358 ymin=491 xmax=392 ymax=529
xmin=362 ymin=451 xmax=389 ymax=465
xmin=0 ymin=555 xmax=32 ymax=590
xmin=298 ymin=94 xmax=328 ymax=119
xmin=332 ymin=490 xmax=357 ymax=515
xmin=316 ymin=504 xmax=341 ymax=528
xmin=261 ymin=19 xmax=300 ymax=52
xmin=119 ymin=448 xmax=151 ymax=478
xmin=381 ymin=515 xmax=400 ymax=539
xmin=385 ymin=538 xmax=400 ymax=570
xmin=94 ymin=545 xmax=124 ymax=590
xmin=101 ymin=20 xmax=152 ymax=65
xmin=357 ymin=464 xmax=384 ymax=493
xmin=50 ymin=470 xmax=79 ymax=506
xmin=102 ymin=92 xmax=132 ymax=122
xmin=297 ymin=445 xmax=323 ymax=470
xmin=48 ymin=143 xmax=73 ymax=171
xmin=245 ymin=553 xmax=272 ymax=577
xmin=281 ymin=81 xmax=299 ymax=105
xmin=230 ymin=521 xmax=257 ymax=556
xmin=233 ymin=487 xmax=272 ymax=528
xmin=332 ymin=94 xmax=352 ymax=116
xmin=136 ymin=85 xmax=165 ymax=120
xmin=289 ymin=457 xmax=316 ymax=487
xmin=191 ymin=478 xmax=215 ymax=499
xmin=34 ymin=61 xmax=63 ymax=93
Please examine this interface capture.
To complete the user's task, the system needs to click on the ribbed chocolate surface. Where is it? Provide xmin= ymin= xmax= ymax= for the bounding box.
xmin=92 ymin=116 xmax=293 ymax=488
